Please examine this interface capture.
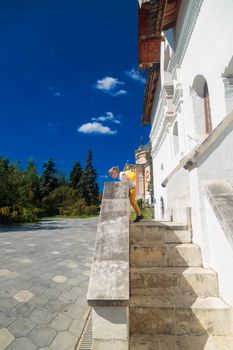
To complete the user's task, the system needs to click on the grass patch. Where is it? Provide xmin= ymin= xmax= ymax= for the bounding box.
xmin=130 ymin=207 xmax=153 ymax=221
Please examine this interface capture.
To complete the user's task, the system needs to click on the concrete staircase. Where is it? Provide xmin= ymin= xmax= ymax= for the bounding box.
xmin=129 ymin=221 xmax=233 ymax=349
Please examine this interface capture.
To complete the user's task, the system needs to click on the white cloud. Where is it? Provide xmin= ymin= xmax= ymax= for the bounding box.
xmin=113 ymin=89 xmax=127 ymax=96
xmin=91 ymin=112 xmax=121 ymax=124
xmin=95 ymin=76 xmax=127 ymax=97
xmin=125 ymin=68 xmax=146 ymax=84
xmin=78 ymin=122 xmax=117 ymax=135
xmin=96 ymin=77 xmax=124 ymax=91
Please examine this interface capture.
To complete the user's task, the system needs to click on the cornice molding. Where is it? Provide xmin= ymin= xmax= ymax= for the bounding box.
xmin=173 ymin=0 xmax=204 ymax=66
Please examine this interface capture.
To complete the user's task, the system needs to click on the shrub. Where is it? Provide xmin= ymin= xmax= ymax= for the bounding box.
xmin=21 ymin=207 xmax=40 ymax=223
xmin=84 ymin=205 xmax=100 ymax=216
xmin=0 ymin=207 xmax=12 ymax=223
xmin=0 ymin=206 xmax=41 ymax=224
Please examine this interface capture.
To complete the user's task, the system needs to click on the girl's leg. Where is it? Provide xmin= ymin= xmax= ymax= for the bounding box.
xmin=129 ymin=187 xmax=141 ymax=216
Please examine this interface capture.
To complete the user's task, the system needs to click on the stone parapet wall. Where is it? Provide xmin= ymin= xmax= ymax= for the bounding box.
xmin=87 ymin=182 xmax=130 ymax=349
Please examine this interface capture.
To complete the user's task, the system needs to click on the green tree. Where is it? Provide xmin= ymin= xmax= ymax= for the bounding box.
xmin=0 ymin=158 xmax=11 ymax=207
xmin=7 ymin=161 xmax=24 ymax=209
xmin=77 ymin=150 xmax=99 ymax=205
xmin=70 ymin=161 xmax=83 ymax=189
xmin=23 ymin=160 xmax=41 ymax=207
xmin=40 ymin=158 xmax=59 ymax=197
xmin=57 ymin=170 xmax=68 ymax=187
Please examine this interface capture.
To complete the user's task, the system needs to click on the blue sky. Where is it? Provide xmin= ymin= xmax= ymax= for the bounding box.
xmin=0 ymin=0 xmax=150 ymax=190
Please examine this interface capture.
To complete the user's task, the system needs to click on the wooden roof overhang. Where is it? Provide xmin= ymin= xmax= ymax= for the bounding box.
xmin=142 ymin=66 xmax=160 ymax=125
xmin=138 ymin=0 xmax=181 ymax=124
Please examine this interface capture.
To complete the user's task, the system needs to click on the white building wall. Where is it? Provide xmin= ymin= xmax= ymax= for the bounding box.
xmin=152 ymin=132 xmax=172 ymax=219
xmin=205 ymin=197 xmax=233 ymax=306
xmin=149 ymin=0 xmax=233 ymax=303
xmin=179 ymin=0 xmax=233 ymax=130
xmin=177 ymin=0 xmax=233 ymax=248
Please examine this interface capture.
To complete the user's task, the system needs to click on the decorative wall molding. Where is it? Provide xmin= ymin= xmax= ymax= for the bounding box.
xmin=172 ymin=0 xmax=204 ymax=66
xmin=150 ymin=73 xmax=176 ymax=157
xmin=172 ymin=83 xmax=183 ymax=111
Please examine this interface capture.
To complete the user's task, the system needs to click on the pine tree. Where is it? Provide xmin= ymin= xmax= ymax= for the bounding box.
xmin=77 ymin=150 xmax=99 ymax=205
xmin=40 ymin=158 xmax=59 ymax=197
xmin=69 ymin=161 xmax=83 ymax=189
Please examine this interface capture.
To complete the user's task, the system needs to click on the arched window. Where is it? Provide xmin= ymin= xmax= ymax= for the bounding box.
xmin=192 ymin=75 xmax=212 ymax=136
xmin=173 ymin=121 xmax=179 ymax=155
xmin=223 ymin=56 xmax=233 ymax=114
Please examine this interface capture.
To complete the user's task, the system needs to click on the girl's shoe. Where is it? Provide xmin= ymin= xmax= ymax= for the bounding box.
xmin=133 ymin=215 xmax=144 ymax=222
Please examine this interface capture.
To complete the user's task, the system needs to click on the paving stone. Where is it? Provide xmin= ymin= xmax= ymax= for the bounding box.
xmin=13 ymin=290 xmax=34 ymax=303
xmin=63 ymin=303 xmax=86 ymax=320
xmin=9 ymin=317 xmax=36 ymax=337
xmin=70 ymin=286 xmax=87 ymax=297
xmin=0 ymin=328 xmax=15 ymax=350
xmin=7 ymin=272 xmax=20 ymax=279
xmin=11 ymin=281 xmax=33 ymax=291
xmin=41 ymin=273 xmax=54 ymax=280
xmin=30 ymin=307 xmax=51 ymax=324
xmin=43 ymin=288 xmax=62 ymax=299
xmin=19 ymin=259 xmax=32 ymax=264
xmin=79 ymin=280 xmax=89 ymax=289
xmin=49 ymin=313 xmax=72 ymax=331
xmin=66 ymin=262 xmax=78 ymax=269
xmin=84 ymin=262 xmax=92 ymax=268
xmin=83 ymin=270 xmax=91 ymax=277
xmin=0 ymin=297 xmax=18 ymax=311
xmin=55 ymin=282 xmax=72 ymax=292
xmin=28 ymin=324 xmax=57 ymax=347
xmin=6 ymin=337 xmax=37 ymax=350
xmin=50 ymin=331 xmax=77 ymax=350
xmin=0 ymin=269 xmax=11 ymax=277
xmin=67 ymin=278 xmax=80 ymax=286
xmin=59 ymin=291 xmax=78 ymax=303
xmin=52 ymin=275 xmax=68 ymax=284
xmin=11 ymin=302 xmax=35 ymax=317
xmin=30 ymin=284 xmax=47 ymax=294
xmin=40 ymin=280 xmax=56 ymax=289
xmin=45 ymin=299 xmax=67 ymax=313
xmin=69 ymin=318 xmax=85 ymax=337
xmin=0 ymin=311 xmax=17 ymax=327
xmin=0 ymin=219 xmax=97 ymax=350
xmin=30 ymin=294 xmax=49 ymax=307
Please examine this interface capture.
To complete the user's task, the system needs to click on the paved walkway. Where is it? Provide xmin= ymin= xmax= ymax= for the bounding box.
xmin=0 ymin=218 xmax=98 ymax=350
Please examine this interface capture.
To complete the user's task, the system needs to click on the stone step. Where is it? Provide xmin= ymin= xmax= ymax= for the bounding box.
xmin=130 ymin=243 xmax=202 ymax=267
xmin=130 ymin=221 xmax=191 ymax=244
xmin=130 ymin=296 xmax=232 ymax=336
xmin=130 ymin=334 xmax=233 ymax=350
xmin=130 ymin=267 xmax=218 ymax=297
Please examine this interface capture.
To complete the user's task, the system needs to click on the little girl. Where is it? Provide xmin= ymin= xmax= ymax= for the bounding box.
xmin=108 ymin=166 xmax=144 ymax=222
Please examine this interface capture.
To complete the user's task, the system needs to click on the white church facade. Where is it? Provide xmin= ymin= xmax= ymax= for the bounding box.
xmin=139 ymin=0 xmax=233 ymax=306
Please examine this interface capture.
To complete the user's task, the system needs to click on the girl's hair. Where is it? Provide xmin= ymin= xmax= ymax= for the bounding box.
xmin=108 ymin=166 xmax=119 ymax=176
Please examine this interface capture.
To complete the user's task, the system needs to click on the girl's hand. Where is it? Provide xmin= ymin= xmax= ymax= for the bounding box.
xmin=121 ymin=173 xmax=128 ymax=181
